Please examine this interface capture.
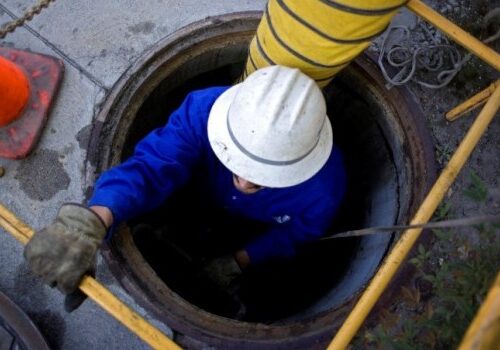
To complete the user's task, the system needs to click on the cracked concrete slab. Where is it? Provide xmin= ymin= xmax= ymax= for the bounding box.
xmin=0 ymin=13 xmax=170 ymax=350
xmin=0 ymin=13 xmax=104 ymax=228
xmin=0 ymin=0 xmax=266 ymax=88
xmin=1 ymin=2 xmax=268 ymax=348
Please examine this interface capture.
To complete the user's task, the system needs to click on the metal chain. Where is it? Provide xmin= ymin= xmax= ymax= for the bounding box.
xmin=0 ymin=0 xmax=55 ymax=39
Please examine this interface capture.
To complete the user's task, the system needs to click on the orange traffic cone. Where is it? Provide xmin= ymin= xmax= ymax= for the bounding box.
xmin=0 ymin=56 xmax=30 ymax=127
xmin=0 ymin=47 xmax=64 ymax=159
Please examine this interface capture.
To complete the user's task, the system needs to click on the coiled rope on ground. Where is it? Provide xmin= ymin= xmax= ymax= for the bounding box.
xmin=378 ymin=8 xmax=500 ymax=89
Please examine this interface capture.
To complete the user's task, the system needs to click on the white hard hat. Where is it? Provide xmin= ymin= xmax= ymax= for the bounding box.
xmin=207 ymin=65 xmax=332 ymax=188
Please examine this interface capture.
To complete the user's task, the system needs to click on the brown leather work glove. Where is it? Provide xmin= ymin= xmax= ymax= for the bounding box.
xmin=24 ymin=204 xmax=107 ymax=295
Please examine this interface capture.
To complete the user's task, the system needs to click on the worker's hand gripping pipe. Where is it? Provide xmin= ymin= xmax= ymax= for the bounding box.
xmin=0 ymin=203 xmax=182 ymax=350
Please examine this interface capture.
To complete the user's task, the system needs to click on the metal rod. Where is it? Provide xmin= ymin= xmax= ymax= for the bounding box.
xmin=328 ymin=84 xmax=500 ymax=349
xmin=321 ymin=214 xmax=500 ymax=239
xmin=458 ymin=271 xmax=500 ymax=350
xmin=0 ymin=203 xmax=182 ymax=350
xmin=446 ymin=80 xmax=500 ymax=121
xmin=406 ymin=0 xmax=500 ymax=71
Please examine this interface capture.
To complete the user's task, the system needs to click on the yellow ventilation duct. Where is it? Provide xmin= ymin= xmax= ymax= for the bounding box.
xmin=241 ymin=0 xmax=406 ymax=87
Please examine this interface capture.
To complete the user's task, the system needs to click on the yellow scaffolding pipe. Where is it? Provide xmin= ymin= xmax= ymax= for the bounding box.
xmin=0 ymin=203 xmax=182 ymax=350
xmin=328 ymin=83 xmax=500 ymax=349
xmin=407 ymin=0 xmax=500 ymax=71
xmin=446 ymin=80 xmax=500 ymax=121
xmin=458 ymin=271 xmax=500 ymax=350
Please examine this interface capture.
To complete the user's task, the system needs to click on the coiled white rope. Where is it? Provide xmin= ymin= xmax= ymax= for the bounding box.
xmin=378 ymin=8 xmax=500 ymax=89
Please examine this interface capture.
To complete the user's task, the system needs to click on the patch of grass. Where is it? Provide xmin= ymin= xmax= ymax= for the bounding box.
xmin=435 ymin=143 xmax=453 ymax=166
xmin=463 ymin=171 xmax=488 ymax=202
xmin=356 ymin=224 xmax=499 ymax=349
xmin=353 ymin=181 xmax=499 ymax=349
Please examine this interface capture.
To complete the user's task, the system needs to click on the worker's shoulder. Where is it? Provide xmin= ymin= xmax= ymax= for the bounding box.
xmin=166 ymin=87 xmax=229 ymax=140
xmin=184 ymin=86 xmax=230 ymax=113
xmin=300 ymin=146 xmax=346 ymax=201
xmin=316 ymin=146 xmax=346 ymax=183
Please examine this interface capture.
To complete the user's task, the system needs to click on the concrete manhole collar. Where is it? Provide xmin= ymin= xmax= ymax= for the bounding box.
xmin=86 ymin=12 xmax=436 ymax=349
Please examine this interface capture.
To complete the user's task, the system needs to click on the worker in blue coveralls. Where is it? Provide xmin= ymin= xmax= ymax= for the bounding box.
xmin=24 ymin=65 xmax=346 ymax=303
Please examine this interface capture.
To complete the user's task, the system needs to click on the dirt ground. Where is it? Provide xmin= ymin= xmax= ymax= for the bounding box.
xmin=405 ymin=0 xmax=499 ymax=215
xmin=354 ymin=0 xmax=499 ymax=348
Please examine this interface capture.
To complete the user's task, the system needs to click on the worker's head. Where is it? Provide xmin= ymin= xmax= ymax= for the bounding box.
xmin=208 ymin=65 xmax=332 ymax=189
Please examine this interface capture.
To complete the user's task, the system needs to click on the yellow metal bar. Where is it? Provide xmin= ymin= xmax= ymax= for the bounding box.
xmin=407 ymin=0 xmax=500 ymax=71
xmin=0 ymin=214 xmax=29 ymax=244
xmin=446 ymin=80 xmax=500 ymax=121
xmin=0 ymin=203 xmax=182 ymax=350
xmin=328 ymin=84 xmax=500 ymax=350
xmin=458 ymin=271 xmax=500 ymax=350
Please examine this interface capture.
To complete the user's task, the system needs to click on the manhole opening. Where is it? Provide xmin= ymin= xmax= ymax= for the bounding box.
xmin=120 ymin=60 xmax=398 ymax=323
xmin=92 ymin=13 xmax=435 ymax=347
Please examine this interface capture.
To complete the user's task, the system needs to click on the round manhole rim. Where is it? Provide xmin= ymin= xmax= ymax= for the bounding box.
xmin=86 ymin=12 xmax=436 ymax=349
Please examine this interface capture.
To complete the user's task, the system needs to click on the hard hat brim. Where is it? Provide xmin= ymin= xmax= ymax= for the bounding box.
xmin=208 ymin=85 xmax=333 ymax=188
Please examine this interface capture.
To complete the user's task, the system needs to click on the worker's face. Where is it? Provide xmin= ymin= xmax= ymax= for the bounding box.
xmin=233 ymin=174 xmax=264 ymax=194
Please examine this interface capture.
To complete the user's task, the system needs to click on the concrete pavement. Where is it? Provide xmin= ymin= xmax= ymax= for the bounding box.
xmin=0 ymin=1 xmax=265 ymax=348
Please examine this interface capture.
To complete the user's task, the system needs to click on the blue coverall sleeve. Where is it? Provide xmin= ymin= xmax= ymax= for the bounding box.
xmin=245 ymin=199 xmax=338 ymax=264
xmin=89 ymin=91 xmax=213 ymax=224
